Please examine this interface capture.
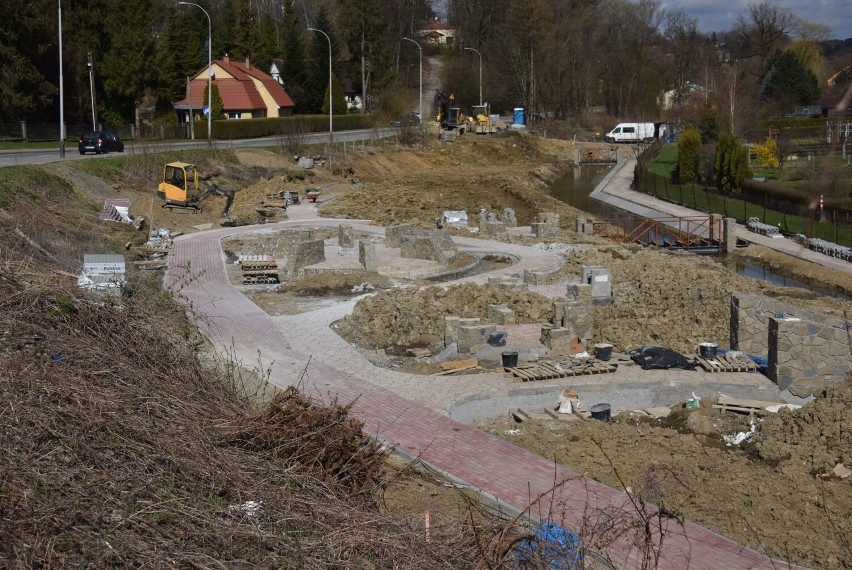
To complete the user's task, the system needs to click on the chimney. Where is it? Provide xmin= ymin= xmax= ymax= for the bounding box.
xmin=223 ymin=54 xmax=229 ymax=64
xmin=245 ymin=57 xmax=250 ymax=69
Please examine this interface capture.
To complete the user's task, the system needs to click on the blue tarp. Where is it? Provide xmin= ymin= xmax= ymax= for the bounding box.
xmin=515 ymin=522 xmax=583 ymax=569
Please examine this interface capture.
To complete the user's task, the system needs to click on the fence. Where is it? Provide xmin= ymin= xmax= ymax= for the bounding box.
xmin=632 ymin=144 xmax=852 ymax=247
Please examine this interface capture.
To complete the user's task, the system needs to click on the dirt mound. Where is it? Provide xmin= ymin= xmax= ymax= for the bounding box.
xmin=336 ymin=283 xmax=556 ymax=352
xmin=757 ymin=374 xmax=852 ymax=471
xmin=481 ymin=393 xmax=852 ymax=569
xmin=561 ymin=246 xmax=852 ymax=354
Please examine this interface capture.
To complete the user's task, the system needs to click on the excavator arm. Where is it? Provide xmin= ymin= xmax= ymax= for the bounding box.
xmin=194 ymin=184 xmax=235 ymax=223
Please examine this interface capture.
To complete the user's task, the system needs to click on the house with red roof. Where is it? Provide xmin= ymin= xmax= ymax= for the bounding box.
xmin=175 ymin=55 xmax=295 ymax=123
xmin=418 ymin=20 xmax=455 ymax=45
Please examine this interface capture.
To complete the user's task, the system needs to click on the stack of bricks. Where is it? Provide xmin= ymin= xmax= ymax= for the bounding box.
xmin=552 ymin=300 xmax=594 ymax=347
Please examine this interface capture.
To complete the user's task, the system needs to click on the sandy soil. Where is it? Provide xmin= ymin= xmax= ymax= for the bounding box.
xmin=75 ymin=133 xmax=851 ymax=569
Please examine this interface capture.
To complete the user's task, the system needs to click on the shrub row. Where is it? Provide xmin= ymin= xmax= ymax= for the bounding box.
xmin=195 ymin=114 xmax=377 ymax=139
xmin=761 ymin=118 xmax=826 ymax=129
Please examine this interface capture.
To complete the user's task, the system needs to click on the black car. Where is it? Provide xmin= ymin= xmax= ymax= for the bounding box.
xmin=78 ymin=131 xmax=124 ymax=154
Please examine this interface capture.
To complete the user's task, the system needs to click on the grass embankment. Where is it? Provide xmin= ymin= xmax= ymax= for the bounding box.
xmin=644 ymin=144 xmax=852 ymax=246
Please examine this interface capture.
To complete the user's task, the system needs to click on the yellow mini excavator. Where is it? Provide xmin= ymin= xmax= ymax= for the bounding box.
xmin=156 ymin=162 xmax=235 ymax=225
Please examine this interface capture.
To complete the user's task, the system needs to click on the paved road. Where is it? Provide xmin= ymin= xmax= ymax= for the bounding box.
xmin=0 ymin=127 xmax=399 ymax=167
xmin=165 ymin=201 xmax=801 ymax=569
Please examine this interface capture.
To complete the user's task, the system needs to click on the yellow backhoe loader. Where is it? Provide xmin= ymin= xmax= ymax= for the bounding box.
xmin=156 ymin=162 xmax=235 ymax=225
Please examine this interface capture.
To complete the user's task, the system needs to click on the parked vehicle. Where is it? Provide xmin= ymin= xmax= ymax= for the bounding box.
xmin=78 ymin=131 xmax=124 ymax=154
xmin=603 ymin=122 xmax=666 ymax=143
xmin=390 ymin=112 xmax=421 ymax=127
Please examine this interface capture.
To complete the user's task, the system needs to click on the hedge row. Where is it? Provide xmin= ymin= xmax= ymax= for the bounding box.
xmin=195 ymin=114 xmax=377 ymax=139
xmin=761 ymin=118 xmax=826 ymax=129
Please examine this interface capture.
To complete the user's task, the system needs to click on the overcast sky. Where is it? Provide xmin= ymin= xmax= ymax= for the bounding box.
xmin=660 ymin=0 xmax=852 ymax=40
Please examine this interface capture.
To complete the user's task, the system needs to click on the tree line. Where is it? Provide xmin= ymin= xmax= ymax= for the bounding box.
xmin=1 ymin=0 xmax=850 ymax=134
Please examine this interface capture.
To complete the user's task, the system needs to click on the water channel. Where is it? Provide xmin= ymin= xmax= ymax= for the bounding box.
xmin=549 ymin=167 xmax=852 ymax=301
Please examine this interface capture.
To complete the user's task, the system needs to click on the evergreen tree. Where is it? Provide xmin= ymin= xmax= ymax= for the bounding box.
xmin=307 ymin=7 xmax=340 ymax=114
xmin=337 ymin=0 xmax=391 ymax=105
xmin=100 ymin=0 xmax=157 ymax=122
xmin=322 ymin=74 xmax=348 ymax=116
xmin=203 ymin=83 xmax=225 ymax=120
xmin=213 ymin=0 xmax=237 ymax=59
xmin=156 ymin=8 xmax=205 ymax=108
xmin=759 ymin=50 xmax=820 ymax=112
xmin=676 ymin=126 xmax=701 ymax=183
xmin=281 ymin=5 xmax=308 ymax=113
xmin=714 ymin=133 xmax=752 ymax=193
xmin=253 ymin=9 xmax=279 ymax=73
xmin=232 ymin=0 xmax=257 ymax=59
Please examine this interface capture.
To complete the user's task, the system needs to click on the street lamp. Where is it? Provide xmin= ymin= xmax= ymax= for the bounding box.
xmin=308 ymin=27 xmax=333 ymax=142
xmin=58 ymin=0 xmax=65 ymax=157
xmin=87 ymin=52 xmax=97 ymax=131
xmin=178 ymin=2 xmax=212 ymax=147
xmin=464 ymin=47 xmax=482 ymax=106
xmin=402 ymin=37 xmax=422 ymax=129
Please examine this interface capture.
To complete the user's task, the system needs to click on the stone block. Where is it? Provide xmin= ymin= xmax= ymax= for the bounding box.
xmin=524 ymin=270 xmax=549 ymax=285
xmin=484 ymin=221 xmax=508 ymax=237
xmin=589 ymin=268 xmax=612 ymax=299
xmin=457 ymin=324 xmax=496 ymax=354
xmin=385 ymin=224 xmax=414 ymax=248
xmin=338 ymin=224 xmax=354 ymax=248
xmin=487 ymin=304 xmax=515 ymax=325
xmin=359 ymin=241 xmax=377 ymax=270
xmin=502 ymin=208 xmax=517 ymax=227
xmin=567 ymin=283 xmax=592 ymax=302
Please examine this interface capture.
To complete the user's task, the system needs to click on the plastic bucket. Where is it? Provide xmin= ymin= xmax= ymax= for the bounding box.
xmin=698 ymin=342 xmax=718 ymax=359
xmin=589 ymin=403 xmax=611 ymax=421
xmin=501 ymin=351 xmax=519 ymax=368
xmin=594 ymin=343 xmax=613 ymax=361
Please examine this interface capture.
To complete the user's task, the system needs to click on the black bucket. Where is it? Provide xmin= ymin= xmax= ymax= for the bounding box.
xmin=501 ymin=351 xmax=519 ymax=368
xmin=698 ymin=342 xmax=718 ymax=359
xmin=589 ymin=403 xmax=611 ymax=422
xmin=594 ymin=343 xmax=613 ymax=361
xmin=489 ymin=332 xmax=507 ymax=347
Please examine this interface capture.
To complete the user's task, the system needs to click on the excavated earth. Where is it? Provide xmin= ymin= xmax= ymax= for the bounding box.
xmin=93 ymin=133 xmax=852 ymax=569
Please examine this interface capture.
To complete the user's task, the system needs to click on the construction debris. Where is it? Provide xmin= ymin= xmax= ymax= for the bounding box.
xmin=100 ymin=198 xmax=144 ymax=229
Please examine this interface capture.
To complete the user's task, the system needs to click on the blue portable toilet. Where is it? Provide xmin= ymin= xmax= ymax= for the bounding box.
xmin=513 ymin=107 xmax=525 ymax=125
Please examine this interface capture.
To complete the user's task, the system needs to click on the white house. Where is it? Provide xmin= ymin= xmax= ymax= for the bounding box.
xmin=418 ymin=20 xmax=455 ymax=45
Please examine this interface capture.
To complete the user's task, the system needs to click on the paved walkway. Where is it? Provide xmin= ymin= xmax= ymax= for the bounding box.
xmin=593 ymin=159 xmax=851 ymax=274
xmin=165 ymin=196 xmax=805 ymax=569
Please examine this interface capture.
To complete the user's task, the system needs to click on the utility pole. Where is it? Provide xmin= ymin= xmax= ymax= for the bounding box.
xmin=58 ymin=0 xmax=65 ymax=157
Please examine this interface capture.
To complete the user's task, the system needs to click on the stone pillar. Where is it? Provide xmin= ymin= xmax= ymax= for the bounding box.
xmin=503 ymin=208 xmax=517 ymax=227
xmin=359 ymin=241 xmax=377 ymax=270
xmin=458 ymin=324 xmax=496 ymax=355
xmin=724 ymin=218 xmax=737 ymax=253
xmin=487 ymin=304 xmax=515 ymax=324
xmin=589 ymin=268 xmax=612 ymax=299
xmin=567 ymin=283 xmax=592 ymax=303
xmin=338 ymin=225 xmax=354 ymax=248
xmin=581 ymin=265 xmax=603 ymax=285
xmin=563 ymin=304 xmax=594 ymax=345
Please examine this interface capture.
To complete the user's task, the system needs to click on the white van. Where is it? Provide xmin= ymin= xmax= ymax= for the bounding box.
xmin=604 ymin=122 xmax=666 ymax=143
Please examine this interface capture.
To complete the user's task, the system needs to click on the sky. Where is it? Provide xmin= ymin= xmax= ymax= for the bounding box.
xmin=432 ymin=1 xmax=851 ymax=40
xmin=660 ymin=0 xmax=852 ymax=40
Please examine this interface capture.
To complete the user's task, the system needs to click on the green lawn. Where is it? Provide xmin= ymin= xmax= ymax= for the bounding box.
xmin=640 ymin=146 xmax=852 ymax=247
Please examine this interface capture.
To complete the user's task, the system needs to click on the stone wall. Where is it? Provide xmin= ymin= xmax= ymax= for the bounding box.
xmin=729 ymin=294 xmax=836 ymax=358
xmin=769 ymin=316 xmax=850 ymax=396
xmin=731 ymin=293 xmax=850 ymax=397
xmin=388 ymin=225 xmax=457 ymax=264
xmin=289 ymin=239 xmax=325 ymax=275
xmin=385 ymin=224 xmax=414 ymax=248
xmin=224 ymin=228 xmax=314 ymax=258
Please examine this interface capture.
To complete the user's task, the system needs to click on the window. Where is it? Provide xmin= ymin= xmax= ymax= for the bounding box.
xmin=623 ymin=127 xmax=635 ymax=133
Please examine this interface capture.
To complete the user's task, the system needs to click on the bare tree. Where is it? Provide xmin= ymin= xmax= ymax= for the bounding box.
xmin=735 ymin=1 xmax=798 ymax=68
xmin=664 ymin=10 xmax=700 ymax=109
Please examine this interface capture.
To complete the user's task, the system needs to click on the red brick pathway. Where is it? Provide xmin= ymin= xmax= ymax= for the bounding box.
xmin=166 ymin=218 xmax=802 ymax=570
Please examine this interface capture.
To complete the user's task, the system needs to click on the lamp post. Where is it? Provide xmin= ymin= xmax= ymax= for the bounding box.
xmin=402 ymin=37 xmax=422 ymax=129
xmin=464 ymin=47 xmax=482 ymax=106
xmin=58 ymin=0 xmax=65 ymax=157
xmin=308 ymin=27 xmax=333 ymax=142
xmin=87 ymin=52 xmax=97 ymax=130
xmin=178 ymin=2 xmax=212 ymax=147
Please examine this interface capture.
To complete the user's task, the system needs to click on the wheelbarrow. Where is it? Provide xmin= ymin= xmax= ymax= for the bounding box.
xmin=305 ymin=189 xmax=320 ymax=203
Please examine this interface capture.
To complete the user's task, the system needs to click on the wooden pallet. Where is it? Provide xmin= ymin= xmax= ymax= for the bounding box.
xmin=241 ymin=260 xmax=278 ymax=271
xmin=242 ymin=274 xmax=280 ymax=285
xmin=505 ymin=360 xmax=617 ymax=382
xmin=713 ymin=394 xmax=771 ymax=416
xmin=695 ymin=354 xmax=757 ymax=373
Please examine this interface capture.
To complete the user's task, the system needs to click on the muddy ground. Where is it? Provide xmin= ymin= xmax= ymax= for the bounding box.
xmin=72 ymin=132 xmax=852 ymax=568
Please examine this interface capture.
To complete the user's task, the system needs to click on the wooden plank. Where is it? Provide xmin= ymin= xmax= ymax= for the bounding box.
xmin=432 ymin=363 xmax=478 ymax=376
xmin=441 ymin=358 xmax=478 ymax=371
xmin=718 ymin=394 xmax=778 ymax=409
